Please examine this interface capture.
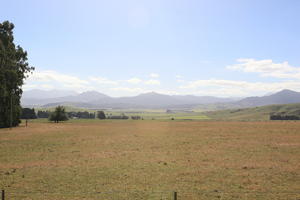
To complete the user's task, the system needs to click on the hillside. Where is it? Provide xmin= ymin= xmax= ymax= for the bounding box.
xmin=236 ymin=89 xmax=300 ymax=107
xmin=205 ymin=103 xmax=300 ymax=121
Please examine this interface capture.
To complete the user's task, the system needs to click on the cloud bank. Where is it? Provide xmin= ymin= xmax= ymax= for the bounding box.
xmin=227 ymin=58 xmax=300 ymax=79
xmin=24 ymin=58 xmax=300 ymax=97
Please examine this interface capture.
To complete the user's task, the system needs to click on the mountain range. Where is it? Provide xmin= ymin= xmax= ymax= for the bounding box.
xmin=21 ymin=89 xmax=300 ymax=110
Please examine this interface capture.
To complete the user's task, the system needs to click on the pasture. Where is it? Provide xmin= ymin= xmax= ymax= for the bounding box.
xmin=0 ymin=120 xmax=299 ymax=199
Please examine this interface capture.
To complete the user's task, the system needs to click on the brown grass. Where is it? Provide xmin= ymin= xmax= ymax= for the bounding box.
xmin=0 ymin=120 xmax=299 ymax=199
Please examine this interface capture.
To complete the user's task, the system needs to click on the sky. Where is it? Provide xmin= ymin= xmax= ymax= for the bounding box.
xmin=1 ymin=0 xmax=300 ymax=97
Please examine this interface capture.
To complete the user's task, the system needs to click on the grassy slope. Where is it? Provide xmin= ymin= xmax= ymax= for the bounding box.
xmin=35 ymin=106 xmax=97 ymax=113
xmin=106 ymin=111 xmax=209 ymax=120
xmin=205 ymin=103 xmax=300 ymax=121
xmin=0 ymin=120 xmax=299 ymax=199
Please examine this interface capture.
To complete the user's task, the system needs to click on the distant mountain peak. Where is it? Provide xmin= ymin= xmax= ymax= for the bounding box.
xmin=77 ymin=91 xmax=110 ymax=100
xmin=237 ymin=89 xmax=300 ymax=107
xmin=276 ymin=89 xmax=297 ymax=94
xmin=144 ymin=91 xmax=159 ymax=94
xmin=80 ymin=90 xmax=100 ymax=94
xmin=138 ymin=92 xmax=164 ymax=97
xmin=79 ymin=90 xmax=107 ymax=96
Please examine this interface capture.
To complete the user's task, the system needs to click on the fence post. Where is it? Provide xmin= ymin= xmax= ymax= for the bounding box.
xmin=173 ymin=191 xmax=177 ymax=200
xmin=1 ymin=190 xmax=4 ymax=200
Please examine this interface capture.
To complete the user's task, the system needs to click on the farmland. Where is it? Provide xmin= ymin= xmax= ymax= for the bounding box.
xmin=35 ymin=107 xmax=210 ymax=121
xmin=0 ymin=120 xmax=299 ymax=199
xmin=205 ymin=103 xmax=300 ymax=121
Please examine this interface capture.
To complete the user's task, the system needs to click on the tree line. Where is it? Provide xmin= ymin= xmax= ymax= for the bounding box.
xmin=21 ymin=107 xmax=143 ymax=122
xmin=21 ymin=107 xmax=105 ymax=120
xmin=270 ymin=114 xmax=300 ymax=120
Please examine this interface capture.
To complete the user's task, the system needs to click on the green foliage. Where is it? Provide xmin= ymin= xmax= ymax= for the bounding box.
xmin=107 ymin=113 xmax=129 ymax=119
xmin=131 ymin=115 xmax=141 ymax=120
xmin=20 ymin=108 xmax=37 ymax=119
xmin=49 ymin=106 xmax=68 ymax=123
xmin=97 ymin=111 xmax=106 ymax=119
xmin=270 ymin=114 xmax=300 ymax=120
xmin=37 ymin=110 xmax=50 ymax=118
xmin=68 ymin=111 xmax=95 ymax=119
xmin=0 ymin=21 xmax=34 ymax=128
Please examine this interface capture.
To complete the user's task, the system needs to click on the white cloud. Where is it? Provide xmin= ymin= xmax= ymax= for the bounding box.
xmin=145 ymin=79 xmax=160 ymax=85
xmin=24 ymin=70 xmax=164 ymax=94
xmin=149 ymin=73 xmax=159 ymax=78
xmin=110 ymin=87 xmax=180 ymax=96
xmin=40 ymin=84 xmax=55 ymax=89
xmin=26 ymin=70 xmax=91 ymax=91
xmin=126 ymin=78 xmax=142 ymax=84
xmin=23 ymin=60 xmax=300 ymax=97
xmin=127 ymin=77 xmax=161 ymax=85
xmin=181 ymin=79 xmax=250 ymax=89
xmin=23 ymin=84 xmax=54 ymax=91
xmin=89 ymin=77 xmax=118 ymax=85
xmin=175 ymin=75 xmax=184 ymax=83
xmin=111 ymin=87 xmax=146 ymax=93
xmin=153 ymin=89 xmax=181 ymax=95
xmin=227 ymin=58 xmax=300 ymax=79
xmin=28 ymin=70 xmax=88 ymax=85
xmin=180 ymin=79 xmax=300 ymax=97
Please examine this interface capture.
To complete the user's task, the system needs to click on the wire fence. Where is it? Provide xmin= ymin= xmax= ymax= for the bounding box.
xmin=2 ymin=189 xmax=300 ymax=200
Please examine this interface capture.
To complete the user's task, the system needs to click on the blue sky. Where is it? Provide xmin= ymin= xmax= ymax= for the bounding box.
xmin=2 ymin=0 xmax=300 ymax=97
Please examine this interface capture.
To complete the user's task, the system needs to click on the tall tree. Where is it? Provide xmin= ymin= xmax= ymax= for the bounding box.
xmin=0 ymin=21 xmax=34 ymax=128
xmin=97 ymin=111 xmax=106 ymax=119
xmin=49 ymin=106 xmax=68 ymax=123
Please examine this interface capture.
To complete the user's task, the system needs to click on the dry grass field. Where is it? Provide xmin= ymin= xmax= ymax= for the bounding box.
xmin=0 ymin=120 xmax=299 ymax=199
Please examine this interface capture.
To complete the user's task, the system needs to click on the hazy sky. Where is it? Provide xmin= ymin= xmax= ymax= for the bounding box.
xmin=2 ymin=0 xmax=300 ymax=97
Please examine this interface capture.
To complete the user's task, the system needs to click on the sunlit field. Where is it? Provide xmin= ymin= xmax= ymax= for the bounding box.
xmin=0 ymin=120 xmax=299 ymax=199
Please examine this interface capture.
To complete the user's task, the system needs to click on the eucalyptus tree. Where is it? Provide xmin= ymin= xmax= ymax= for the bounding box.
xmin=0 ymin=21 xmax=34 ymax=128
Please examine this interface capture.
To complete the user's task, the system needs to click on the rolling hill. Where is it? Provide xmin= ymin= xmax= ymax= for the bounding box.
xmin=205 ymin=103 xmax=300 ymax=121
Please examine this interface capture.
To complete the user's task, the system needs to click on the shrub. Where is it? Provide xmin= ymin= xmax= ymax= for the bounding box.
xmin=270 ymin=114 xmax=300 ymax=120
